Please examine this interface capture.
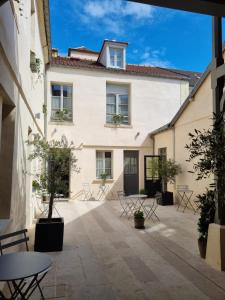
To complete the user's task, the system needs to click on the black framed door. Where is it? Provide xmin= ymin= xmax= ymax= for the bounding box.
xmin=124 ymin=151 xmax=139 ymax=195
xmin=144 ymin=156 xmax=162 ymax=197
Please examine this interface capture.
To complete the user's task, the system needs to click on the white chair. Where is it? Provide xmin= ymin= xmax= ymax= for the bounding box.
xmin=82 ymin=183 xmax=93 ymax=201
xmin=117 ymin=191 xmax=134 ymax=217
xmin=96 ymin=185 xmax=109 ymax=201
xmin=144 ymin=198 xmax=160 ymax=222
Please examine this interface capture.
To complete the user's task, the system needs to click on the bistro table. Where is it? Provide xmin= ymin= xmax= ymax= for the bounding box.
xmin=0 ymin=252 xmax=52 ymax=299
xmin=127 ymin=194 xmax=148 ymax=217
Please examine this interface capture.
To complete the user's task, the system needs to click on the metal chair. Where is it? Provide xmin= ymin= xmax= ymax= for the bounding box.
xmin=144 ymin=198 xmax=160 ymax=222
xmin=96 ymin=185 xmax=109 ymax=201
xmin=35 ymin=193 xmax=61 ymax=217
xmin=82 ymin=183 xmax=93 ymax=201
xmin=0 ymin=229 xmax=46 ymax=299
xmin=176 ymin=185 xmax=195 ymax=212
xmin=117 ymin=191 xmax=134 ymax=217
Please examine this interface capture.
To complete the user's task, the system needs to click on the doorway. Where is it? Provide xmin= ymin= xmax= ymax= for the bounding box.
xmin=144 ymin=156 xmax=162 ymax=197
xmin=124 ymin=150 xmax=139 ymax=195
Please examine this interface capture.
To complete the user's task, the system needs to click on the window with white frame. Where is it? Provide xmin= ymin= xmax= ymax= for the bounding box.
xmin=106 ymin=83 xmax=129 ymax=125
xmin=109 ymin=47 xmax=123 ymax=68
xmin=96 ymin=151 xmax=112 ymax=179
xmin=51 ymin=84 xmax=73 ymax=121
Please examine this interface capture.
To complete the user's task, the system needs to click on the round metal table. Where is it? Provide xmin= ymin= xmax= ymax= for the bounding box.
xmin=0 ymin=252 xmax=52 ymax=299
xmin=127 ymin=194 xmax=148 ymax=215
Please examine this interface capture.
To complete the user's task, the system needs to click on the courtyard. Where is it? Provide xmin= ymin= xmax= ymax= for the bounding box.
xmin=32 ymin=200 xmax=225 ymax=300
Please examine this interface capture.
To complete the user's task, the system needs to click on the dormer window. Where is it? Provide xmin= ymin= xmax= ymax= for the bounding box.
xmin=109 ymin=47 xmax=123 ymax=68
xmin=98 ymin=40 xmax=128 ymax=69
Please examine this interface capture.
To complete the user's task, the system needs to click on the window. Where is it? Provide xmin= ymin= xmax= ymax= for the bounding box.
xmin=96 ymin=151 xmax=112 ymax=179
xmin=51 ymin=84 xmax=72 ymax=121
xmin=158 ymin=148 xmax=167 ymax=160
xmin=109 ymin=47 xmax=123 ymax=68
xmin=106 ymin=84 xmax=129 ymax=125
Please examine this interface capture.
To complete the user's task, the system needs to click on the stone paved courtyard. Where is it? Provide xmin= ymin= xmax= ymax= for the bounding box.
xmin=32 ymin=200 xmax=225 ymax=299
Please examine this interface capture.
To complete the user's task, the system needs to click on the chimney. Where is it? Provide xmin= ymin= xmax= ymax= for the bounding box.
xmin=51 ymin=48 xmax=58 ymax=58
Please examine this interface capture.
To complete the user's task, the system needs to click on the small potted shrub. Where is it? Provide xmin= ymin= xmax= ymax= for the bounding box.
xmin=112 ymin=114 xmax=124 ymax=125
xmin=196 ymin=190 xmax=215 ymax=258
xmin=100 ymin=172 xmax=107 ymax=186
xmin=158 ymin=159 xmax=182 ymax=205
xmin=134 ymin=210 xmax=145 ymax=229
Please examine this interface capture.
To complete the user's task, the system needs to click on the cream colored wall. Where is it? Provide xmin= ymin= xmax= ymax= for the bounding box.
xmin=47 ymin=66 xmax=190 ymax=197
xmin=153 ymin=74 xmax=213 ymax=203
xmin=0 ymin=1 xmax=46 ymax=230
xmin=174 ymin=74 xmax=213 ymax=197
xmin=69 ymin=51 xmax=98 ymax=61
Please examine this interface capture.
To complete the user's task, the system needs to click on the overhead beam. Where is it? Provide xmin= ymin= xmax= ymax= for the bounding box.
xmin=128 ymin=0 xmax=225 ymax=17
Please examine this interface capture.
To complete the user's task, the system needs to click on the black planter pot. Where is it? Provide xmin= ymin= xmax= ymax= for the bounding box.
xmin=34 ymin=217 xmax=64 ymax=252
xmin=157 ymin=191 xmax=174 ymax=206
xmin=198 ymin=237 xmax=207 ymax=259
xmin=134 ymin=218 xmax=145 ymax=229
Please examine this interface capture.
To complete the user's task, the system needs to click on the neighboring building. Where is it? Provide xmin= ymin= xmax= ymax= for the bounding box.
xmin=46 ymin=40 xmax=201 ymax=198
xmin=150 ymin=63 xmax=213 ymax=201
xmin=0 ymin=0 xmax=50 ymax=231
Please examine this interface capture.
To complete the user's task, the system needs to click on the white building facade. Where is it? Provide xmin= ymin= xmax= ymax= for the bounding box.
xmin=46 ymin=41 xmax=200 ymax=199
xmin=0 ymin=0 xmax=50 ymax=231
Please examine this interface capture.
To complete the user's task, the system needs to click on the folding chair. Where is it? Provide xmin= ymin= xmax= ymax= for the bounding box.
xmin=176 ymin=185 xmax=195 ymax=212
xmin=82 ymin=183 xmax=93 ymax=201
xmin=96 ymin=185 xmax=109 ymax=201
xmin=0 ymin=229 xmax=46 ymax=299
xmin=35 ymin=193 xmax=61 ymax=217
xmin=117 ymin=191 xmax=134 ymax=217
xmin=144 ymin=198 xmax=160 ymax=222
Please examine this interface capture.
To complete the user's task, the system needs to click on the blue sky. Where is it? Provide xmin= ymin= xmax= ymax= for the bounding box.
xmin=50 ymin=0 xmax=225 ymax=72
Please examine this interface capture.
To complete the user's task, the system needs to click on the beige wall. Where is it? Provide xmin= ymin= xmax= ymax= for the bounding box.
xmin=47 ymin=66 xmax=190 ymax=197
xmin=0 ymin=1 xmax=47 ymax=231
xmin=153 ymin=73 xmax=213 ymax=203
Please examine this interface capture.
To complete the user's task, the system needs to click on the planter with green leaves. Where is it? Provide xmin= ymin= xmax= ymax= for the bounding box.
xmin=100 ymin=172 xmax=107 ymax=186
xmin=112 ymin=114 xmax=124 ymax=125
xmin=28 ymin=134 xmax=78 ymax=252
xmin=196 ymin=190 xmax=215 ymax=258
xmin=134 ymin=210 xmax=145 ymax=229
xmin=158 ymin=159 xmax=182 ymax=205
xmin=53 ymin=109 xmax=71 ymax=122
xmin=30 ymin=50 xmax=41 ymax=74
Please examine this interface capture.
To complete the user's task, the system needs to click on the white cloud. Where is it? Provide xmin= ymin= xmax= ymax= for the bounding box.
xmin=71 ymin=0 xmax=155 ymax=35
xmin=141 ymin=47 xmax=173 ymax=68
xmin=84 ymin=0 xmax=154 ymax=20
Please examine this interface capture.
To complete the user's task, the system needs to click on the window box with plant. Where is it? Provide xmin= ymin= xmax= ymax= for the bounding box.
xmin=28 ymin=135 xmax=78 ymax=252
xmin=134 ymin=210 xmax=145 ymax=229
xmin=30 ymin=50 xmax=41 ymax=74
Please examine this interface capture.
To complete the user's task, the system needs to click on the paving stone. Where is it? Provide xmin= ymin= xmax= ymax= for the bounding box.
xmin=30 ymin=200 xmax=225 ymax=300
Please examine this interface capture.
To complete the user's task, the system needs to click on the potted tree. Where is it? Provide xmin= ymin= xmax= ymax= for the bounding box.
xmin=28 ymin=134 xmax=78 ymax=252
xmin=134 ymin=210 xmax=145 ymax=229
xmin=185 ymin=125 xmax=225 ymax=258
xmin=196 ymin=190 xmax=215 ymax=258
xmin=158 ymin=159 xmax=182 ymax=205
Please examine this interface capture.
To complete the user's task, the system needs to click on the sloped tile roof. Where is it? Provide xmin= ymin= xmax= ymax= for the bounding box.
xmin=51 ymin=56 xmax=201 ymax=84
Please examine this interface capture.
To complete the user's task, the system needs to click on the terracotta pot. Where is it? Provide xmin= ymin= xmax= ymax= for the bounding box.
xmin=134 ymin=218 xmax=145 ymax=229
xmin=198 ymin=237 xmax=207 ymax=259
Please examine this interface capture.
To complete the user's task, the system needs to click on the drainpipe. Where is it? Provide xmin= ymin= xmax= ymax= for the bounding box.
xmin=172 ymin=126 xmax=175 ymax=161
xmin=43 ymin=66 xmax=47 ymax=139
